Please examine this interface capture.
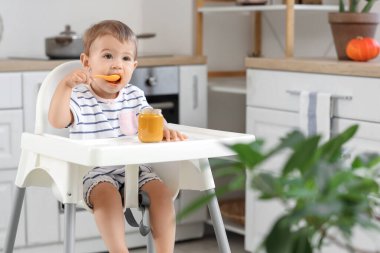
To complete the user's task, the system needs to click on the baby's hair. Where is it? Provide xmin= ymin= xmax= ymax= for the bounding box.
xmin=83 ymin=20 xmax=137 ymax=59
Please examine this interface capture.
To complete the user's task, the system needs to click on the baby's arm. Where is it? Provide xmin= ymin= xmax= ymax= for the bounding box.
xmin=48 ymin=69 xmax=90 ymax=128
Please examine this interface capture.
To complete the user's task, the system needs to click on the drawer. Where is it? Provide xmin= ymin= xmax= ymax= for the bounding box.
xmin=0 ymin=110 xmax=23 ymax=169
xmin=0 ymin=73 xmax=22 ymax=109
xmin=332 ymin=117 xmax=380 ymax=155
xmin=247 ymin=69 xmax=380 ymax=123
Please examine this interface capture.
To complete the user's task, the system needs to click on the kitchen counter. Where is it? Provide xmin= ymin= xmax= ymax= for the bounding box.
xmin=245 ymin=57 xmax=380 ymax=78
xmin=0 ymin=55 xmax=207 ymax=72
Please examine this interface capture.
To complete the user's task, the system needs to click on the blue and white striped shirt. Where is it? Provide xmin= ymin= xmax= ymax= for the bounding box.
xmin=69 ymin=84 xmax=151 ymax=140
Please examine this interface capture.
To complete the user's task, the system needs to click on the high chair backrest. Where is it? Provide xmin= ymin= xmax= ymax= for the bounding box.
xmin=35 ymin=60 xmax=82 ymax=136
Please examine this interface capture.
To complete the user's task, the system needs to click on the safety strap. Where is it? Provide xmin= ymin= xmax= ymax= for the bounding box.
xmin=124 ymin=190 xmax=151 ymax=236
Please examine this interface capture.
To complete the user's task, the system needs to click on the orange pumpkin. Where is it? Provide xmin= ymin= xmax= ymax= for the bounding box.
xmin=346 ymin=37 xmax=380 ymax=62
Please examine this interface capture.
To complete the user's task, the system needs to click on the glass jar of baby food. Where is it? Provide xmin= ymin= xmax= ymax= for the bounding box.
xmin=138 ymin=108 xmax=164 ymax=143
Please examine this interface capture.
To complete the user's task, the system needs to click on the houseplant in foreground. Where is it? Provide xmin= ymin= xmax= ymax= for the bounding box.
xmin=328 ymin=0 xmax=379 ymax=60
xmin=179 ymin=125 xmax=380 ymax=253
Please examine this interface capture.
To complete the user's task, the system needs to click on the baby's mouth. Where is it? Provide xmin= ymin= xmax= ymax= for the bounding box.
xmin=95 ymin=74 xmax=122 ymax=83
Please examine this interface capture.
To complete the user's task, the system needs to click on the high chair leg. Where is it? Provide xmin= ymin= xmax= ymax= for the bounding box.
xmin=147 ymin=230 xmax=155 ymax=253
xmin=207 ymin=189 xmax=231 ymax=253
xmin=64 ymin=203 xmax=76 ymax=253
xmin=146 ymin=212 xmax=155 ymax=253
xmin=4 ymin=186 xmax=25 ymax=253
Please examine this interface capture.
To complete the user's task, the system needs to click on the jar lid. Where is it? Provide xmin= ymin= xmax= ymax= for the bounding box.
xmin=141 ymin=107 xmax=162 ymax=115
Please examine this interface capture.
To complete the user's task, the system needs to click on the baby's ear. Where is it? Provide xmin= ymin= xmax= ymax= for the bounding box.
xmin=80 ymin=53 xmax=89 ymax=68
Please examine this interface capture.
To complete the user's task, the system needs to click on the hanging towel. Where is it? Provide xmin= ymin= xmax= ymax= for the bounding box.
xmin=299 ymin=91 xmax=332 ymax=142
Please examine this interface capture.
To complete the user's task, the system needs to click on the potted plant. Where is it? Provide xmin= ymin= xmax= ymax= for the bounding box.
xmin=179 ymin=125 xmax=380 ymax=252
xmin=329 ymin=0 xmax=380 ymax=60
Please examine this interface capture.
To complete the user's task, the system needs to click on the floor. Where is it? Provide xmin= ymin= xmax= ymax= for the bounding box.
xmin=129 ymin=229 xmax=248 ymax=253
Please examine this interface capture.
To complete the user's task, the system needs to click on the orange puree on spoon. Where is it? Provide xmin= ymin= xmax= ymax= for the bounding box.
xmin=95 ymin=74 xmax=121 ymax=82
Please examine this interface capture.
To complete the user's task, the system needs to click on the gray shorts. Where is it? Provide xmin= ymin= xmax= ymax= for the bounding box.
xmin=83 ymin=164 xmax=161 ymax=209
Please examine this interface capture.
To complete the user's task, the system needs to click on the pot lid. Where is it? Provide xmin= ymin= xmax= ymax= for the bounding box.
xmin=49 ymin=25 xmax=81 ymax=39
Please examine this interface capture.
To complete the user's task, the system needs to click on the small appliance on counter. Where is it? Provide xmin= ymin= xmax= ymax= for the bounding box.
xmin=45 ymin=25 xmax=83 ymax=59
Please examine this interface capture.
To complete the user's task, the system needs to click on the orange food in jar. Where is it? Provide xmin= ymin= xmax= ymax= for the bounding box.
xmin=138 ymin=109 xmax=164 ymax=143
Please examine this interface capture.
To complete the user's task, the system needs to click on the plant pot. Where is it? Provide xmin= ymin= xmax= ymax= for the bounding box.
xmin=328 ymin=12 xmax=380 ymax=60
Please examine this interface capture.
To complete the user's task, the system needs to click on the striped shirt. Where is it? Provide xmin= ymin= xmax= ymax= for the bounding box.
xmin=69 ymin=84 xmax=151 ymax=140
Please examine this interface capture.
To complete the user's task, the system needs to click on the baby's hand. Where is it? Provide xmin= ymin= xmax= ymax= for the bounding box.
xmin=163 ymin=126 xmax=188 ymax=141
xmin=63 ymin=69 xmax=91 ymax=88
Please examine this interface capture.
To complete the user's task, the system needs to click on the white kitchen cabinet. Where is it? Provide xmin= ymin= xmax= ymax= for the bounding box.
xmin=0 ymin=110 xmax=23 ymax=169
xmin=0 ymin=73 xmax=22 ymax=109
xmin=0 ymin=72 xmax=25 ymax=251
xmin=179 ymin=65 xmax=208 ymax=128
xmin=178 ymin=65 xmax=209 ymax=234
xmin=0 ymin=73 xmax=23 ymax=170
xmin=245 ymin=107 xmax=298 ymax=251
xmin=245 ymin=67 xmax=380 ymax=252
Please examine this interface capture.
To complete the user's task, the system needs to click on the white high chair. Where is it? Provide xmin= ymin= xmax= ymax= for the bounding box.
xmin=3 ymin=61 xmax=254 ymax=253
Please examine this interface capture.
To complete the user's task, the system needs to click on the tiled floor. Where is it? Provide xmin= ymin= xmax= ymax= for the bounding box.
xmin=129 ymin=229 xmax=248 ymax=253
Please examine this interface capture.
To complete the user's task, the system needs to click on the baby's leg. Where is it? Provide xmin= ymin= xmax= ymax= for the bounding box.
xmin=141 ymin=180 xmax=175 ymax=253
xmin=90 ymin=182 xmax=129 ymax=253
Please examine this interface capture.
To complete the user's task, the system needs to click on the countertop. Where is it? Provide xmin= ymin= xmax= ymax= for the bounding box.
xmin=0 ymin=55 xmax=207 ymax=72
xmin=245 ymin=57 xmax=380 ymax=78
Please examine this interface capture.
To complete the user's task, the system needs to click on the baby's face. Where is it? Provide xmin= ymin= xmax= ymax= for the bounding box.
xmin=84 ymin=34 xmax=137 ymax=99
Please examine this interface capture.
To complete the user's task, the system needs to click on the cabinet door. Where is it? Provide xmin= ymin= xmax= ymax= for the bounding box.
xmin=22 ymin=72 xmax=49 ymax=133
xmin=178 ymin=190 xmax=207 ymax=224
xmin=179 ymin=65 xmax=207 ymax=128
xmin=245 ymin=107 xmax=298 ymax=252
xmin=321 ymin=118 xmax=380 ymax=253
xmin=0 ymin=73 xmax=22 ymax=109
xmin=0 ymin=110 xmax=23 ymax=169
xmin=0 ymin=170 xmax=26 ymax=250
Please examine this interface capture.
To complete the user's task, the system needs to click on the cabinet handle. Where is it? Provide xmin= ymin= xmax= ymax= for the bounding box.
xmin=149 ymin=102 xmax=175 ymax=110
xmin=286 ymin=90 xmax=352 ymax=100
xmin=193 ymin=75 xmax=199 ymax=110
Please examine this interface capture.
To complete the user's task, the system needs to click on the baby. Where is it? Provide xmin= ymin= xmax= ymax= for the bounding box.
xmin=48 ymin=20 xmax=185 ymax=253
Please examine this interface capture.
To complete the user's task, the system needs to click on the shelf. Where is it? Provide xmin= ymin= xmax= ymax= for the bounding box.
xmin=199 ymin=4 xmax=339 ymax=13
xmin=195 ymin=0 xmax=340 ymax=60
xmin=206 ymin=218 xmax=245 ymax=235
xmin=208 ymin=77 xmax=246 ymax=94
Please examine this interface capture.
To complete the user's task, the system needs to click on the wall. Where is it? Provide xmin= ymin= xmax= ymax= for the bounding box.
xmin=0 ymin=0 xmax=192 ymax=59
xmin=203 ymin=4 xmax=380 ymax=71
xmin=0 ymin=1 xmax=379 ymax=69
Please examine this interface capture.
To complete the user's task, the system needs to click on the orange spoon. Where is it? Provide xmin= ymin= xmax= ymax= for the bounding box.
xmin=95 ymin=74 xmax=121 ymax=82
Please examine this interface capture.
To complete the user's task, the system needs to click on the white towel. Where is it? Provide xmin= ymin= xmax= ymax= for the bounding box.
xmin=299 ymin=91 xmax=332 ymax=143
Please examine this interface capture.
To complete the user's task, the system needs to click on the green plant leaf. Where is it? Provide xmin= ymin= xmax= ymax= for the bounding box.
xmin=339 ymin=0 xmax=345 ymax=12
xmin=264 ymin=216 xmax=293 ymax=253
xmin=176 ymin=186 xmax=227 ymax=221
xmin=229 ymin=142 xmax=265 ymax=168
xmin=268 ymin=130 xmax=306 ymax=154
xmin=282 ymin=135 xmax=320 ymax=175
xmin=251 ymin=172 xmax=283 ymax=199
xmin=352 ymin=153 xmax=380 ymax=169
xmin=349 ymin=0 xmax=360 ymax=12
xmin=291 ymin=229 xmax=313 ymax=253
xmin=362 ymin=0 xmax=375 ymax=12
xmin=320 ymin=125 xmax=358 ymax=163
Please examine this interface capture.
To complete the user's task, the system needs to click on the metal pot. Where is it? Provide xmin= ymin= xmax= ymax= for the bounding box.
xmin=45 ymin=25 xmax=83 ymax=59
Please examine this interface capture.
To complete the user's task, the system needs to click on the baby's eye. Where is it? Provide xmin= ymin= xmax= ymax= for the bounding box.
xmin=123 ymin=56 xmax=132 ymax=62
xmin=103 ymin=53 xmax=113 ymax=59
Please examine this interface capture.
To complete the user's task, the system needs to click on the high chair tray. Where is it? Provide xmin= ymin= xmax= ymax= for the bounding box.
xmin=21 ymin=124 xmax=255 ymax=167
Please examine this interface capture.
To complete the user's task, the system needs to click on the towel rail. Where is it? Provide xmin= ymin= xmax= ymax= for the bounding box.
xmin=286 ymin=90 xmax=353 ymax=101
